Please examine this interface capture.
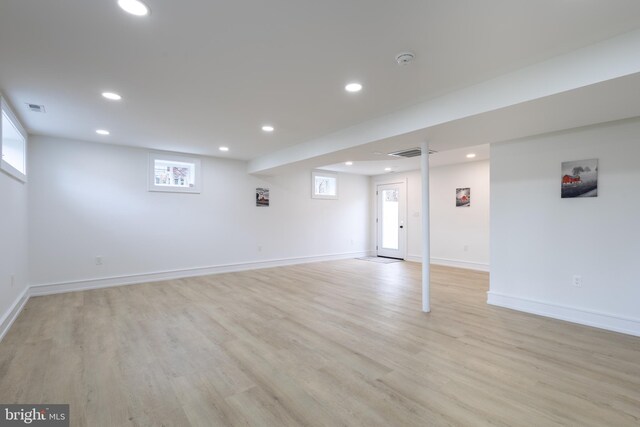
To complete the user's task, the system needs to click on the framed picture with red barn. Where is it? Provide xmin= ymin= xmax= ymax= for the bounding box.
xmin=561 ymin=159 xmax=598 ymax=198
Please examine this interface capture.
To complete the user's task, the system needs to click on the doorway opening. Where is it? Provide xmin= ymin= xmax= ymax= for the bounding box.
xmin=376 ymin=181 xmax=407 ymax=260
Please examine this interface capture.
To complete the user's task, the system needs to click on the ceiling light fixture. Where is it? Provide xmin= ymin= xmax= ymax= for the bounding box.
xmin=96 ymin=129 xmax=110 ymax=135
xmin=117 ymin=0 xmax=150 ymax=16
xmin=384 ymin=167 xmax=392 ymax=172
xmin=345 ymin=83 xmax=363 ymax=93
xmin=466 ymin=153 xmax=476 ymax=159
xmin=345 ymin=161 xmax=353 ymax=166
xmin=262 ymin=125 xmax=275 ymax=132
xmin=219 ymin=146 xmax=229 ymax=152
xmin=102 ymin=92 xmax=122 ymax=101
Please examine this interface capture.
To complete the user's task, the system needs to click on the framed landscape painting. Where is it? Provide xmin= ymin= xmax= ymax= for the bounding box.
xmin=561 ymin=159 xmax=598 ymax=198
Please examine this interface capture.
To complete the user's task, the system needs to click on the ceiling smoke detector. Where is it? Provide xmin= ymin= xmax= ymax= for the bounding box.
xmin=395 ymin=52 xmax=415 ymax=65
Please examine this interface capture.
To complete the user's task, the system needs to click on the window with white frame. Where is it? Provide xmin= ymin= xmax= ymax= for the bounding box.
xmin=1 ymin=96 xmax=28 ymax=182
xmin=311 ymin=170 xmax=338 ymax=199
xmin=148 ymin=152 xmax=202 ymax=193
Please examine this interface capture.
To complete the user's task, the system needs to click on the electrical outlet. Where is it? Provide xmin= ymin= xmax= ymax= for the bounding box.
xmin=95 ymin=256 xmax=103 ymax=266
xmin=572 ymin=275 xmax=582 ymax=287
xmin=463 ymin=245 xmax=469 ymax=252
xmin=350 ymin=239 xmax=354 ymax=245
xmin=257 ymin=246 xmax=262 ymax=252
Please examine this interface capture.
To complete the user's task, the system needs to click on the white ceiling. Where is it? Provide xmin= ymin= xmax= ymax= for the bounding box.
xmin=321 ymin=144 xmax=490 ymax=176
xmin=2 ymin=0 xmax=640 ymax=161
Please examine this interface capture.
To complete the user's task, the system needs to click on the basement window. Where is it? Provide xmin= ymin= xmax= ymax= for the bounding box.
xmin=0 ymin=96 xmax=28 ymax=182
xmin=148 ymin=152 xmax=201 ymax=193
xmin=311 ymin=170 xmax=338 ymax=199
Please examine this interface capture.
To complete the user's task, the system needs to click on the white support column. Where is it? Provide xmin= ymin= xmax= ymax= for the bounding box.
xmin=421 ymin=142 xmax=431 ymax=312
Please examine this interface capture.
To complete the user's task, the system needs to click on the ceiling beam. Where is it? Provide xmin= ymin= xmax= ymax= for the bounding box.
xmin=248 ymin=28 xmax=640 ymax=174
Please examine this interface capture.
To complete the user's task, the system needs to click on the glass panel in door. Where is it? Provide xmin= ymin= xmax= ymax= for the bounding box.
xmin=381 ymin=189 xmax=399 ymax=250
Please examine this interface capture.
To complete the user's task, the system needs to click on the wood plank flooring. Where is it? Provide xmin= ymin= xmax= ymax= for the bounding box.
xmin=1 ymin=260 xmax=639 ymax=426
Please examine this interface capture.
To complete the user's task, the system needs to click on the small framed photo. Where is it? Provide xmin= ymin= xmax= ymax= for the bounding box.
xmin=561 ymin=159 xmax=598 ymax=198
xmin=456 ymin=188 xmax=470 ymax=207
xmin=256 ymin=188 xmax=269 ymax=207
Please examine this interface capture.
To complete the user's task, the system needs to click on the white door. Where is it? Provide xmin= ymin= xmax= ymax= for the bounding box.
xmin=377 ymin=183 xmax=406 ymax=259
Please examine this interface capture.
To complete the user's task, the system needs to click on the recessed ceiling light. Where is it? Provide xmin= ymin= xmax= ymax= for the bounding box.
xmin=262 ymin=125 xmax=275 ymax=132
xmin=102 ymin=92 xmax=122 ymax=101
xmin=219 ymin=146 xmax=229 ymax=152
xmin=466 ymin=153 xmax=476 ymax=159
xmin=96 ymin=129 xmax=110 ymax=135
xmin=345 ymin=83 xmax=363 ymax=93
xmin=345 ymin=161 xmax=353 ymax=166
xmin=117 ymin=0 xmax=150 ymax=16
xmin=384 ymin=167 xmax=392 ymax=171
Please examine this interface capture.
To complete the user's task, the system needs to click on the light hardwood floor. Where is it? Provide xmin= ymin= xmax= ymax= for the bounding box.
xmin=1 ymin=260 xmax=639 ymax=426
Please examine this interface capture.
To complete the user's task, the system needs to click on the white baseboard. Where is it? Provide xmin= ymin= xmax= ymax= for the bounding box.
xmin=406 ymin=255 xmax=490 ymax=272
xmin=0 ymin=287 xmax=30 ymax=343
xmin=4 ymin=257 xmax=640 ymax=342
xmin=29 ymin=251 xmax=370 ymax=297
xmin=0 ymin=251 xmax=370 ymax=343
xmin=487 ymin=291 xmax=640 ymax=337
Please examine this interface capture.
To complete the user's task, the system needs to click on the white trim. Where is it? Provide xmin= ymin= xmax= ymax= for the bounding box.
xmin=29 ymin=251 xmax=369 ymax=297
xmin=375 ymin=178 xmax=408 ymax=260
xmin=311 ymin=170 xmax=338 ymax=199
xmin=431 ymin=257 xmax=490 ymax=272
xmin=0 ymin=95 xmax=28 ymax=183
xmin=4 ymin=256 xmax=640 ymax=341
xmin=0 ymin=287 xmax=29 ymax=342
xmin=487 ymin=291 xmax=640 ymax=337
xmin=148 ymin=151 xmax=202 ymax=193
xmin=0 ymin=251 xmax=370 ymax=343
xmin=0 ymin=160 xmax=26 ymax=183
xmin=406 ymin=255 xmax=490 ymax=272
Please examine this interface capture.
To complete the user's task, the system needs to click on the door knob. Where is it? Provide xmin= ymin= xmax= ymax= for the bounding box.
xmin=399 ymin=225 xmax=404 ymax=229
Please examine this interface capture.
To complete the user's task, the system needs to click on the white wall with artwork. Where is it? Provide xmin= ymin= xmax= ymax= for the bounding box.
xmin=490 ymin=118 xmax=640 ymax=336
xmin=370 ymin=159 xmax=490 ymax=270
xmin=27 ymin=136 xmax=370 ymax=291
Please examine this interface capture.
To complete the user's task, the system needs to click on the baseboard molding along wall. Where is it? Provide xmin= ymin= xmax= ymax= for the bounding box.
xmin=0 ymin=287 xmax=30 ymax=343
xmin=0 ymin=251 xmax=369 ymax=342
xmin=406 ymin=255 xmax=490 ymax=272
xmin=487 ymin=291 xmax=640 ymax=337
xmin=5 ymin=253 xmax=638 ymax=341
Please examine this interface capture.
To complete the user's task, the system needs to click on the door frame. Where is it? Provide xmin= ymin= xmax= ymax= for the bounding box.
xmin=375 ymin=178 xmax=408 ymax=260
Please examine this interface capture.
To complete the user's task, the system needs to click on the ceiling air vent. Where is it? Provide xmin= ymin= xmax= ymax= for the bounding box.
xmin=26 ymin=103 xmax=46 ymax=113
xmin=388 ymin=147 xmax=437 ymax=158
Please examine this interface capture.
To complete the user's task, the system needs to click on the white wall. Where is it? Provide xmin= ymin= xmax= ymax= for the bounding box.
xmin=0 ymin=169 xmax=29 ymax=337
xmin=489 ymin=118 xmax=640 ymax=336
xmin=28 ymin=136 xmax=370 ymax=289
xmin=371 ymin=160 xmax=490 ymax=270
